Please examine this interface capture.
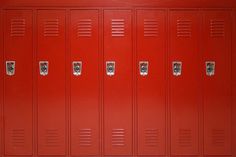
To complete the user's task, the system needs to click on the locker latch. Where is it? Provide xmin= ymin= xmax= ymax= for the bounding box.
xmin=106 ymin=61 xmax=115 ymax=76
xmin=6 ymin=61 xmax=15 ymax=76
xmin=172 ymin=61 xmax=182 ymax=76
xmin=73 ymin=61 xmax=82 ymax=76
xmin=206 ymin=61 xmax=215 ymax=76
xmin=139 ymin=61 xmax=148 ymax=76
xmin=39 ymin=61 xmax=49 ymax=76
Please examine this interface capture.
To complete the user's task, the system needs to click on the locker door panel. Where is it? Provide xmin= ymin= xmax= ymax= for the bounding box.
xmin=70 ymin=10 xmax=100 ymax=156
xmin=136 ymin=10 xmax=166 ymax=155
xmin=233 ymin=10 xmax=236 ymax=157
xmin=0 ymin=9 xmax=3 ymax=157
xmin=4 ymin=10 xmax=33 ymax=155
xmin=104 ymin=10 xmax=133 ymax=155
xmin=170 ymin=11 xmax=200 ymax=155
xmin=37 ymin=10 xmax=66 ymax=155
xmin=203 ymin=11 xmax=232 ymax=155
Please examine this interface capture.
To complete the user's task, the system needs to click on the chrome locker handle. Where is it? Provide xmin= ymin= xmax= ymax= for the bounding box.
xmin=39 ymin=61 xmax=49 ymax=76
xmin=6 ymin=61 xmax=15 ymax=76
xmin=106 ymin=61 xmax=115 ymax=76
xmin=73 ymin=61 xmax=82 ymax=76
xmin=172 ymin=61 xmax=182 ymax=76
xmin=206 ymin=61 xmax=215 ymax=76
xmin=139 ymin=61 xmax=148 ymax=76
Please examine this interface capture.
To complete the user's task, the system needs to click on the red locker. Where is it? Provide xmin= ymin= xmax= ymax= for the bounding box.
xmin=70 ymin=10 xmax=100 ymax=156
xmin=233 ymin=9 xmax=236 ymax=157
xmin=0 ymin=9 xmax=3 ymax=156
xmin=203 ymin=11 xmax=232 ymax=155
xmin=136 ymin=10 xmax=167 ymax=155
xmin=103 ymin=10 xmax=133 ymax=155
xmin=170 ymin=10 xmax=201 ymax=155
xmin=3 ymin=10 xmax=33 ymax=155
xmin=37 ymin=10 xmax=66 ymax=155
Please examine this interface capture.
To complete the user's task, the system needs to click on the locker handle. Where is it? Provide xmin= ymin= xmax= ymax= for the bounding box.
xmin=106 ymin=61 xmax=115 ymax=76
xmin=73 ymin=61 xmax=82 ymax=76
xmin=139 ymin=61 xmax=148 ymax=76
xmin=206 ymin=61 xmax=215 ymax=76
xmin=39 ymin=61 xmax=49 ymax=76
xmin=172 ymin=61 xmax=182 ymax=76
xmin=6 ymin=61 xmax=15 ymax=76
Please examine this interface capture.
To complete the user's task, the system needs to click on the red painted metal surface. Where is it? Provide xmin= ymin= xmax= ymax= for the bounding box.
xmin=169 ymin=10 xmax=201 ymax=155
xmin=70 ymin=10 xmax=100 ymax=156
xmin=202 ymin=11 xmax=232 ymax=155
xmin=0 ymin=9 xmax=3 ymax=157
xmin=37 ymin=10 xmax=66 ymax=155
xmin=103 ymin=10 xmax=133 ymax=155
xmin=3 ymin=10 xmax=33 ymax=155
xmin=233 ymin=9 xmax=236 ymax=157
xmin=136 ymin=9 xmax=167 ymax=156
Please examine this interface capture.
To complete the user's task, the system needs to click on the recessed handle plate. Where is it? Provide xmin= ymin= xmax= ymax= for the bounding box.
xmin=139 ymin=61 xmax=148 ymax=76
xmin=106 ymin=61 xmax=115 ymax=76
xmin=173 ymin=61 xmax=182 ymax=76
xmin=39 ymin=61 xmax=49 ymax=76
xmin=73 ymin=61 xmax=82 ymax=76
xmin=206 ymin=61 xmax=215 ymax=76
xmin=6 ymin=61 xmax=15 ymax=76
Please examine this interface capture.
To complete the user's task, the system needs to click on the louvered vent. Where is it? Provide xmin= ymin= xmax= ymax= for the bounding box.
xmin=178 ymin=129 xmax=192 ymax=147
xmin=10 ymin=19 xmax=26 ymax=37
xmin=212 ymin=129 xmax=225 ymax=147
xmin=210 ymin=20 xmax=225 ymax=37
xmin=11 ymin=129 xmax=25 ymax=147
xmin=112 ymin=129 xmax=125 ymax=146
xmin=77 ymin=19 xmax=92 ymax=37
xmin=177 ymin=20 xmax=192 ymax=37
xmin=111 ymin=19 xmax=125 ymax=37
xmin=145 ymin=129 xmax=159 ymax=147
xmin=44 ymin=19 xmax=59 ymax=37
xmin=45 ymin=129 xmax=60 ymax=147
xmin=79 ymin=129 xmax=92 ymax=147
xmin=144 ymin=19 xmax=158 ymax=37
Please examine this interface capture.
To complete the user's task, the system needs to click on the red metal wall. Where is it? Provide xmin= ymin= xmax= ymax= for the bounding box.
xmin=0 ymin=5 xmax=235 ymax=157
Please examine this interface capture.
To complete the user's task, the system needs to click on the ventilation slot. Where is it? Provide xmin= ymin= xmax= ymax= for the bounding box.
xmin=177 ymin=20 xmax=192 ymax=37
xmin=10 ymin=19 xmax=26 ymax=37
xmin=178 ymin=129 xmax=192 ymax=147
xmin=112 ymin=129 xmax=125 ymax=146
xmin=11 ymin=129 xmax=25 ymax=147
xmin=210 ymin=20 xmax=225 ymax=37
xmin=44 ymin=19 xmax=59 ymax=37
xmin=45 ymin=129 xmax=60 ymax=147
xmin=111 ymin=19 xmax=125 ymax=37
xmin=144 ymin=19 xmax=158 ymax=37
xmin=79 ymin=129 xmax=92 ymax=147
xmin=212 ymin=129 xmax=225 ymax=147
xmin=145 ymin=129 xmax=159 ymax=147
xmin=77 ymin=19 xmax=92 ymax=37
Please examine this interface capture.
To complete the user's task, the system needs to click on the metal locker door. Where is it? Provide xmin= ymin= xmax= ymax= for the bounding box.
xmin=233 ymin=9 xmax=236 ymax=157
xmin=0 ymin=9 xmax=3 ymax=157
xmin=104 ymin=10 xmax=133 ymax=155
xmin=70 ymin=10 xmax=100 ymax=156
xmin=170 ymin=10 xmax=201 ymax=155
xmin=3 ymin=10 xmax=33 ymax=155
xmin=136 ymin=10 xmax=166 ymax=155
xmin=37 ymin=10 xmax=66 ymax=155
xmin=203 ymin=11 xmax=232 ymax=155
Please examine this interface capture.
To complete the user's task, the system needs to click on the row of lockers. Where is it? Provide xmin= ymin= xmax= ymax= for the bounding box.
xmin=0 ymin=9 xmax=234 ymax=156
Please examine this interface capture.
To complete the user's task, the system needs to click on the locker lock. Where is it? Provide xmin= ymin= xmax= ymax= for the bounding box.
xmin=172 ymin=61 xmax=182 ymax=76
xmin=206 ymin=61 xmax=215 ymax=76
xmin=139 ymin=61 xmax=148 ymax=76
xmin=73 ymin=61 xmax=82 ymax=76
xmin=39 ymin=61 xmax=49 ymax=76
xmin=106 ymin=61 xmax=115 ymax=76
xmin=6 ymin=61 xmax=15 ymax=76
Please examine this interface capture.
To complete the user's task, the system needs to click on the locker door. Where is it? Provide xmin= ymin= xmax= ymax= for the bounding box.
xmin=3 ymin=10 xmax=33 ymax=155
xmin=37 ymin=10 xmax=66 ymax=155
xmin=104 ymin=10 xmax=133 ymax=155
xmin=233 ymin=10 xmax=236 ymax=157
xmin=136 ymin=10 xmax=166 ymax=155
xmin=170 ymin=11 xmax=200 ymax=155
xmin=70 ymin=10 xmax=100 ymax=156
xmin=0 ymin=9 xmax=3 ymax=157
xmin=203 ymin=11 xmax=232 ymax=155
